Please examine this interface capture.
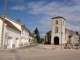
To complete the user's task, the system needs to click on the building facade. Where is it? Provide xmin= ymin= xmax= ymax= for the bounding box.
xmin=4 ymin=20 xmax=21 ymax=49
xmin=0 ymin=17 xmax=3 ymax=48
xmin=0 ymin=16 xmax=36 ymax=49
xmin=20 ymin=25 xmax=30 ymax=46
xmin=45 ymin=16 xmax=79 ymax=45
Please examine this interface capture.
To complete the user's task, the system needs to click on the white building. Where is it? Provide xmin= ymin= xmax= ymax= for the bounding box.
xmin=45 ymin=16 xmax=79 ymax=45
xmin=20 ymin=25 xmax=30 ymax=46
xmin=0 ymin=17 xmax=21 ymax=49
xmin=0 ymin=17 xmax=4 ymax=48
xmin=29 ymin=32 xmax=36 ymax=44
xmin=4 ymin=20 xmax=21 ymax=49
xmin=0 ymin=16 xmax=36 ymax=49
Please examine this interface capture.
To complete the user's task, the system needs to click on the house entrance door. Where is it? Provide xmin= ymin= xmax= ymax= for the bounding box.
xmin=7 ymin=37 xmax=12 ymax=48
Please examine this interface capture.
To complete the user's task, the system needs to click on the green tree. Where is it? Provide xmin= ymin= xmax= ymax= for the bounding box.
xmin=76 ymin=31 xmax=79 ymax=35
xmin=34 ymin=27 xmax=40 ymax=43
xmin=40 ymin=38 xmax=44 ymax=43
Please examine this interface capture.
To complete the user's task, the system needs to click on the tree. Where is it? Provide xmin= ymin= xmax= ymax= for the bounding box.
xmin=40 ymin=38 xmax=44 ymax=43
xmin=76 ymin=31 xmax=79 ymax=35
xmin=34 ymin=27 xmax=40 ymax=43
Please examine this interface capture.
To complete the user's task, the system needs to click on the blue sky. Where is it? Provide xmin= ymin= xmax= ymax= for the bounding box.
xmin=0 ymin=0 xmax=80 ymax=37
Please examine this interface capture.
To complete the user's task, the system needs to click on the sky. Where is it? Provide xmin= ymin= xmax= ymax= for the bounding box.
xmin=0 ymin=0 xmax=80 ymax=37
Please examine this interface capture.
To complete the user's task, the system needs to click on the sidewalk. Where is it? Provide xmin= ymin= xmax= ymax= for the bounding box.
xmin=0 ymin=43 xmax=38 ymax=52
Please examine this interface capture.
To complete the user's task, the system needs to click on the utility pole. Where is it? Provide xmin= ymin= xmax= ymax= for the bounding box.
xmin=1 ymin=0 xmax=7 ymax=49
xmin=4 ymin=0 xmax=7 ymax=16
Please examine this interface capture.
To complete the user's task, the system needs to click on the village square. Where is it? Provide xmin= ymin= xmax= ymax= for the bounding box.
xmin=0 ymin=0 xmax=80 ymax=60
xmin=0 ymin=44 xmax=80 ymax=60
xmin=0 ymin=15 xmax=80 ymax=60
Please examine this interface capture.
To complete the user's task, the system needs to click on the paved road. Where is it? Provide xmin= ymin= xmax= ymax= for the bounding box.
xmin=0 ymin=44 xmax=80 ymax=60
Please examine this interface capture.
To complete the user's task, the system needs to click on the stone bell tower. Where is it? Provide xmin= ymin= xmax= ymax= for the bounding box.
xmin=51 ymin=16 xmax=66 ymax=45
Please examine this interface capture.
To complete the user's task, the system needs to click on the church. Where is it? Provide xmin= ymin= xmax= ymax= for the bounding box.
xmin=45 ymin=16 xmax=79 ymax=45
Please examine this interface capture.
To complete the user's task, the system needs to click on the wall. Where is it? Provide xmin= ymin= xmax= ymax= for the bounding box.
xmin=29 ymin=35 xmax=33 ymax=44
xmin=4 ymin=25 xmax=21 ymax=48
xmin=65 ymin=28 xmax=79 ymax=44
xmin=46 ymin=31 xmax=51 ymax=44
xmin=0 ymin=19 xmax=3 ymax=48
xmin=20 ymin=27 xmax=29 ymax=45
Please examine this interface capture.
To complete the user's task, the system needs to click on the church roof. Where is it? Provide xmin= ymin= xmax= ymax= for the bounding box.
xmin=52 ymin=16 xmax=66 ymax=20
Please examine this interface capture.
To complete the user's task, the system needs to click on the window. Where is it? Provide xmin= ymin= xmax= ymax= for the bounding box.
xmin=63 ymin=21 xmax=64 ymax=25
xmin=21 ymin=37 xmax=23 ymax=39
xmin=16 ymin=38 xmax=19 ymax=40
xmin=55 ymin=27 xmax=58 ymax=33
xmin=50 ymin=36 xmax=51 ymax=38
xmin=8 ymin=36 xmax=12 ymax=39
xmin=56 ymin=20 xmax=58 ymax=24
xmin=25 ymin=32 xmax=27 ymax=35
xmin=22 ymin=30 xmax=25 ymax=34
xmin=22 ymin=31 xmax=24 ymax=34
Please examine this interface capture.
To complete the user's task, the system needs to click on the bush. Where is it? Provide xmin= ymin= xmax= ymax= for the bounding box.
xmin=74 ymin=44 xmax=79 ymax=46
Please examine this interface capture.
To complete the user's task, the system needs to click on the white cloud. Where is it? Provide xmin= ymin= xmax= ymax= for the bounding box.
xmin=27 ymin=0 xmax=80 ymax=16
xmin=11 ymin=5 xmax=26 ymax=11
xmin=10 ymin=0 xmax=80 ymax=37
xmin=27 ymin=1 xmax=61 ymax=15
xmin=26 ymin=0 xmax=80 ymax=36
xmin=72 ymin=0 xmax=80 ymax=5
xmin=38 ymin=16 xmax=52 ymax=28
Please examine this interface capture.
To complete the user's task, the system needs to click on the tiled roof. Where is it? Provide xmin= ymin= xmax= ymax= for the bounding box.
xmin=0 ymin=16 xmax=21 ymax=31
xmin=29 ymin=31 xmax=34 ymax=37
xmin=6 ymin=20 xmax=21 ymax=31
xmin=21 ymin=25 xmax=30 ymax=32
xmin=21 ymin=25 xmax=34 ymax=37
xmin=52 ymin=16 xmax=65 ymax=20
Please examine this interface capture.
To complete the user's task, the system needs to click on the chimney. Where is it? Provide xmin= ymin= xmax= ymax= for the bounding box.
xmin=16 ymin=19 xmax=20 ymax=23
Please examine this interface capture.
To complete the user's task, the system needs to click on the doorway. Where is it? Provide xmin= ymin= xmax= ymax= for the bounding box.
xmin=7 ymin=37 xmax=12 ymax=48
xmin=15 ymin=38 xmax=19 ymax=47
xmin=54 ymin=36 xmax=59 ymax=45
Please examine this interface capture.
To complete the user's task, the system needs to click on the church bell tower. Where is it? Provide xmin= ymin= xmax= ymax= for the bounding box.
xmin=51 ymin=16 xmax=66 ymax=45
